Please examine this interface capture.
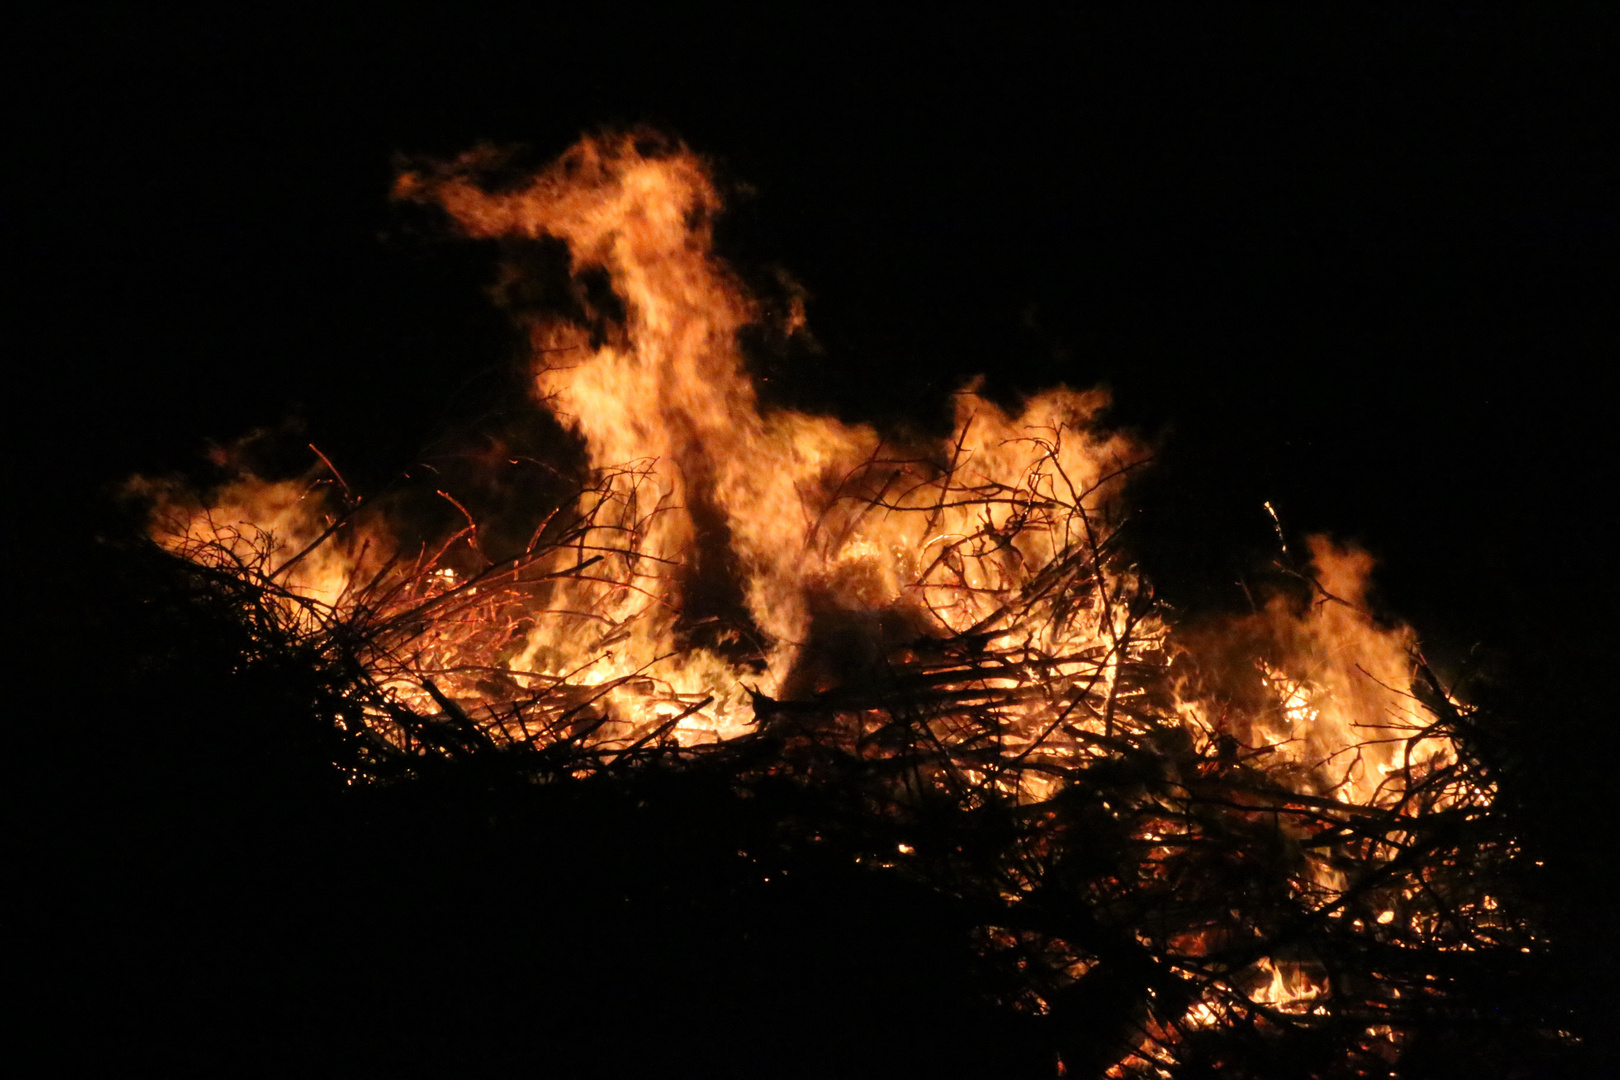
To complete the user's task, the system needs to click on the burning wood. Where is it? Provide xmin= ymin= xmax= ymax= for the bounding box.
xmin=130 ymin=132 xmax=1551 ymax=1077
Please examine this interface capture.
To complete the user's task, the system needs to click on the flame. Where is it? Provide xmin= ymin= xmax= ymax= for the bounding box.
xmin=132 ymin=469 xmax=380 ymax=615
xmin=136 ymin=132 xmax=1515 ymax=1076
xmin=1249 ymin=957 xmax=1328 ymax=1013
xmin=386 ymin=133 xmax=1144 ymax=750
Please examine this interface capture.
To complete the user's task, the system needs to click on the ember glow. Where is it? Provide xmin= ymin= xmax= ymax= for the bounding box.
xmin=137 ymin=133 xmax=1529 ymax=1077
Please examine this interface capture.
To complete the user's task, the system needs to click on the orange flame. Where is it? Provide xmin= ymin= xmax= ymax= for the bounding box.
xmin=391 ymin=134 xmax=1146 ymax=744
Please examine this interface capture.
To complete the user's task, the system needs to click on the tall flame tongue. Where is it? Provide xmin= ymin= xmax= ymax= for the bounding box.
xmin=139 ymin=133 xmax=1516 ymax=1076
xmin=398 ymin=133 xmax=1142 ymax=718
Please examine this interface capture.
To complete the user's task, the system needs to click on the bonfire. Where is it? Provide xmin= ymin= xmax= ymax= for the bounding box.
xmin=130 ymin=132 xmax=1549 ymax=1078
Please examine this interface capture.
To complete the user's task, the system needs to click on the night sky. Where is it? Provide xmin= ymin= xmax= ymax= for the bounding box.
xmin=22 ymin=10 xmax=1613 ymax=638
xmin=16 ymin=7 xmax=1617 ymax=1067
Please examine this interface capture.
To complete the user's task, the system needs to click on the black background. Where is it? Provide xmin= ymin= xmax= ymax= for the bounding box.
xmin=14 ymin=7 xmax=1616 ymax=1072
